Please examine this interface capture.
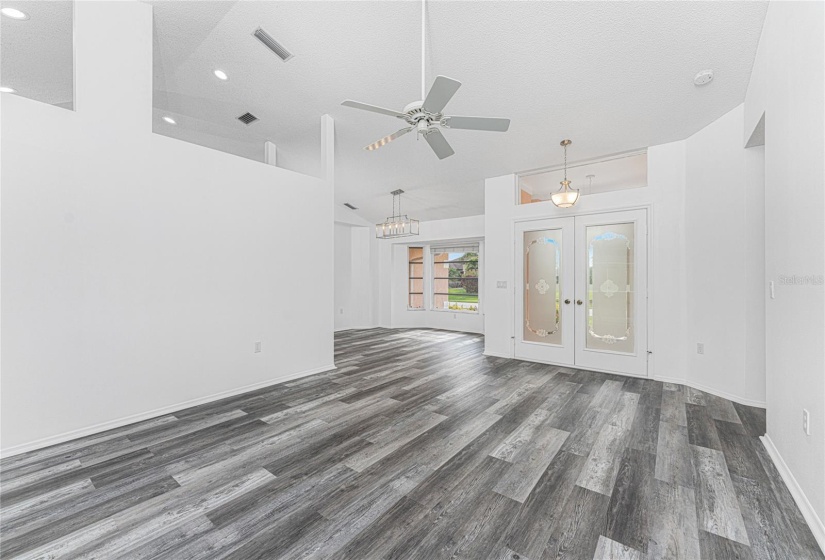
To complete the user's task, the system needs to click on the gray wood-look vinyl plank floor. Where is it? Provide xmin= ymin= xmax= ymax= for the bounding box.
xmin=0 ymin=328 xmax=821 ymax=560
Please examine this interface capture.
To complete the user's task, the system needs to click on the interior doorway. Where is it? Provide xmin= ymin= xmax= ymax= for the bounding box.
xmin=515 ymin=209 xmax=648 ymax=377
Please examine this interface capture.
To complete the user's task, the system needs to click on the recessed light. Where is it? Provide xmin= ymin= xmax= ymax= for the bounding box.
xmin=0 ymin=86 xmax=16 ymax=93
xmin=162 ymin=116 xmax=176 ymax=125
xmin=694 ymin=69 xmax=714 ymax=86
xmin=1 ymin=7 xmax=29 ymax=20
xmin=213 ymin=69 xmax=228 ymax=81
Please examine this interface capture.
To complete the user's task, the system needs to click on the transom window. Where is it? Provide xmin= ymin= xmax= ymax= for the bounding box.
xmin=431 ymin=245 xmax=479 ymax=313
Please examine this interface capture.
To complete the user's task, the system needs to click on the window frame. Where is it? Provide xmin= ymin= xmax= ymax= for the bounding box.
xmin=407 ymin=246 xmax=425 ymax=311
xmin=430 ymin=246 xmax=481 ymax=314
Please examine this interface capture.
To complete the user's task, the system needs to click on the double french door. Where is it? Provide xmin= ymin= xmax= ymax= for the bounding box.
xmin=514 ymin=209 xmax=648 ymax=377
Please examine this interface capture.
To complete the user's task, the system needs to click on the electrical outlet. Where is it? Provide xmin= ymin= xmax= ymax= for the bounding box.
xmin=339 ymin=308 xmax=344 ymax=315
xmin=254 ymin=341 xmax=262 ymax=353
xmin=697 ymin=343 xmax=704 ymax=355
xmin=803 ymin=409 xmax=810 ymax=435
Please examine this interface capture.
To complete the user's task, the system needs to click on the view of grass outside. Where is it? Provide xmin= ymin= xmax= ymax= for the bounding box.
xmin=448 ymin=287 xmax=478 ymax=303
xmin=434 ymin=251 xmax=479 ymax=312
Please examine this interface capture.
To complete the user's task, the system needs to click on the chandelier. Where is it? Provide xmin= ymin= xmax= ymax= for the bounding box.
xmin=376 ymin=189 xmax=419 ymax=239
xmin=551 ymin=139 xmax=580 ymax=208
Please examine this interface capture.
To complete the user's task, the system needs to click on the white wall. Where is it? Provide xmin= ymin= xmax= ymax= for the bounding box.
xmin=334 ymin=222 xmax=374 ymax=331
xmin=745 ymin=0 xmax=825 ymax=536
xmin=484 ymin=144 xmax=688 ymax=379
xmin=684 ymin=105 xmax=766 ymax=405
xmin=484 ymin=117 xmax=766 ymax=406
xmin=378 ymin=215 xmax=485 ymax=334
xmin=0 ymin=1 xmax=334 ymax=454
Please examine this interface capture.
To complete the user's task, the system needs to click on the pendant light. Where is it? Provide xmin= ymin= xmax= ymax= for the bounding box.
xmin=376 ymin=189 xmax=420 ymax=239
xmin=551 ymin=139 xmax=580 ymax=208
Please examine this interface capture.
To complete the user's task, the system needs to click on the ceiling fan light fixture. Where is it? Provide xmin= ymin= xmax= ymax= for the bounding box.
xmin=551 ymin=139 xmax=580 ymax=209
xmin=339 ymin=0 xmax=509 ymax=160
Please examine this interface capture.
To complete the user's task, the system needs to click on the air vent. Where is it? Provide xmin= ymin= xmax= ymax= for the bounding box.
xmin=344 ymin=203 xmax=358 ymax=210
xmin=237 ymin=112 xmax=259 ymax=125
xmin=253 ymin=27 xmax=294 ymax=62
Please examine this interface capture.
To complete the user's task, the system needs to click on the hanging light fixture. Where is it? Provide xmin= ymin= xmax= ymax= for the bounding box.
xmin=376 ymin=189 xmax=420 ymax=239
xmin=551 ymin=139 xmax=580 ymax=208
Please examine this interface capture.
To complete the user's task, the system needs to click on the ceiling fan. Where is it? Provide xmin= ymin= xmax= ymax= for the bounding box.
xmin=340 ymin=0 xmax=510 ymax=160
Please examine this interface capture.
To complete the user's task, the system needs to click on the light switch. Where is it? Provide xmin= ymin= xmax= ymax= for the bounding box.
xmin=497 ymin=281 xmax=507 ymax=289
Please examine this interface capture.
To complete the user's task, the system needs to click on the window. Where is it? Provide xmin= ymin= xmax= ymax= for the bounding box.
xmin=518 ymin=151 xmax=647 ymax=204
xmin=432 ymin=245 xmax=479 ymax=313
xmin=408 ymin=247 xmax=424 ymax=309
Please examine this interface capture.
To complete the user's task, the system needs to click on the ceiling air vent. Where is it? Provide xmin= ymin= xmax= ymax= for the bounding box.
xmin=237 ymin=112 xmax=259 ymax=125
xmin=344 ymin=203 xmax=358 ymax=210
xmin=253 ymin=27 xmax=294 ymax=62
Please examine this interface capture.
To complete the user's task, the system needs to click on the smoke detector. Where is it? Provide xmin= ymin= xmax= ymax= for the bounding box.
xmin=694 ymin=70 xmax=714 ymax=86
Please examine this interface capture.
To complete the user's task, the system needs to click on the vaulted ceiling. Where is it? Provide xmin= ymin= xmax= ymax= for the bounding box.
xmin=2 ymin=1 xmax=769 ymax=222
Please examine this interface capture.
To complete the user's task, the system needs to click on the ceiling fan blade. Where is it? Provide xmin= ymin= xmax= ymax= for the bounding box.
xmin=342 ymin=100 xmax=406 ymax=119
xmin=422 ymin=76 xmax=461 ymax=114
xmin=364 ymin=127 xmax=413 ymax=151
xmin=444 ymin=116 xmax=510 ymax=132
xmin=424 ymin=129 xmax=455 ymax=160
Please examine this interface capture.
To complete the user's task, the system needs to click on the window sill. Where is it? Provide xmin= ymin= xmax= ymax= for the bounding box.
xmin=430 ymin=308 xmax=480 ymax=315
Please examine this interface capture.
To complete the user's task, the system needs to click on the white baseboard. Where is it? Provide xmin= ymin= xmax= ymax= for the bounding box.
xmin=0 ymin=363 xmax=337 ymax=458
xmin=760 ymin=435 xmax=825 ymax=554
xmin=334 ymin=326 xmax=379 ymax=332
xmin=479 ymin=357 xmax=765 ymax=408
xmin=653 ymin=375 xmax=766 ymax=408
xmin=483 ymin=350 xmax=512 ymax=359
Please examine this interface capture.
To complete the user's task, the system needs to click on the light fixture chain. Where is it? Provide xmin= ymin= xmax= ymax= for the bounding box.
xmin=564 ymin=142 xmax=568 ymax=181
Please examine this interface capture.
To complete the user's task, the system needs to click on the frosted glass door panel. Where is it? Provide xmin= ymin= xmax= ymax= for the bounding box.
xmin=523 ymin=229 xmax=562 ymax=345
xmin=574 ymin=209 xmax=647 ymax=377
xmin=515 ymin=217 xmax=575 ymax=366
xmin=586 ymin=223 xmax=635 ymax=353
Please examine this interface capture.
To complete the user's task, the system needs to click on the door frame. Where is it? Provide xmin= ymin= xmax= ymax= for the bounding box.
xmin=512 ymin=205 xmax=652 ymax=378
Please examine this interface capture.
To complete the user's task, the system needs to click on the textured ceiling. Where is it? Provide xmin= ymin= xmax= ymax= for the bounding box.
xmin=0 ymin=0 xmax=73 ymax=108
xmin=2 ymin=1 xmax=768 ymax=223
xmin=151 ymin=0 xmax=767 ymax=222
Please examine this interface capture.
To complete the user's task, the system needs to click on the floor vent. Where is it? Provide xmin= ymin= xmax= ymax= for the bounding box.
xmin=237 ymin=112 xmax=259 ymax=125
xmin=253 ymin=27 xmax=294 ymax=62
xmin=344 ymin=203 xmax=358 ymax=210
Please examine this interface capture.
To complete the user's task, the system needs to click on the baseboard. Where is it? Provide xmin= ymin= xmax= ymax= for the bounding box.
xmin=334 ymin=326 xmax=379 ymax=332
xmin=0 ymin=363 xmax=337 ymax=458
xmin=653 ymin=376 xmax=766 ymax=408
xmin=483 ymin=350 xmax=512 ymax=359
xmin=760 ymin=435 xmax=825 ymax=554
xmin=652 ymin=374 xmax=687 ymax=385
xmin=477 ymin=358 xmax=765 ymax=408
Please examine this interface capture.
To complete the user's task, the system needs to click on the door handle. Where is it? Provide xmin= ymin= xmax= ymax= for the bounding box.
xmin=576 ymin=299 xmax=583 ymax=305
xmin=564 ymin=299 xmax=571 ymax=305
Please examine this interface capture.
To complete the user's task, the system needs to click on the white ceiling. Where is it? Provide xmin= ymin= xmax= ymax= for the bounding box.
xmin=1 ymin=0 xmax=73 ymax=108
xmin=2 ymin=1 xmax=768 ymax=223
